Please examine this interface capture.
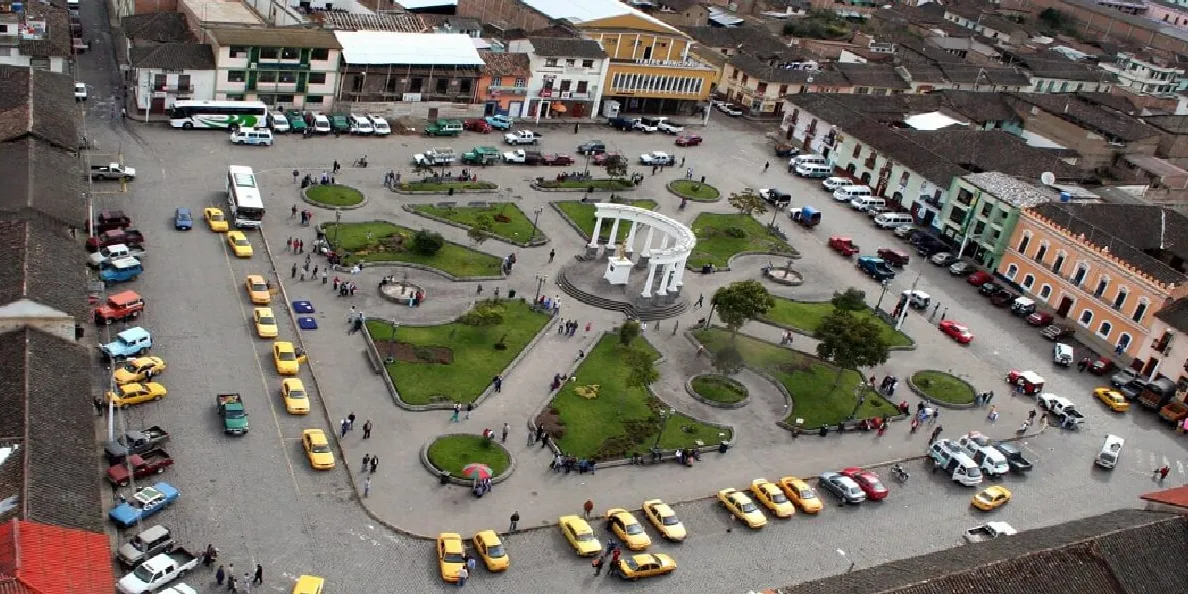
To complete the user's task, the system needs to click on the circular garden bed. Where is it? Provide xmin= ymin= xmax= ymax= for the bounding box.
xmin=425 ymin=434 xmax=511 ymax=478
xmin=690 ymin=374 xmax=748 ymax=406
xmin=668 ymin=180 xmax=721 ymax=202
xmin=305 ymin=184 xmax=365 ymax=207
xmin=909 ymin=370 xmax=976 ymax=406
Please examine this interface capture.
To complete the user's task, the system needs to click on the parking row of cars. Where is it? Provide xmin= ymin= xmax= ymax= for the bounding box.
xmin=270 ymin=111 xmax=391 ymax=136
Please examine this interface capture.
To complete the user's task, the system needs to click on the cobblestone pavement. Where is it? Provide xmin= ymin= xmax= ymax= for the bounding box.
xmin=76 ymin=13 xmax=1188 ymax=586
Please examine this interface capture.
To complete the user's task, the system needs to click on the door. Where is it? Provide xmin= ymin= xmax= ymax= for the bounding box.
xmin=508 ymin=101 xmax=522 ymax=117
xmin=150 ymin=97 xmax=166 ymax=113
xmin=484 ymin=101 xmax=497 ymax=116
xmin=1056 ymin=295 xmax=1074 ymax=318
xmin=1143 ymin=357 xmax=1160 ymax=377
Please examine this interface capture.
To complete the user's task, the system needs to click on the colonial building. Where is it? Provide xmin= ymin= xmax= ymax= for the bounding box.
xmin=998 ymin=202 xmax=1188 ymax=372
xmin=334 ymin=31 xmax=483 ymax=107
xmin=475 ymin=51 xmax=531 ymax=118
xmin=205 ymin=28 xmax=341 ymax=109
xmin=130 ymin=44 xmax=216 ymax=114
xmin=1099 ymin=51 xmax=1186 ymax=96
xmin=939 ymin=172 xmax=1059 ymax=269
xmin=506 ymin=37 xmax=608 ymax=119
xmin=0 ymin=1 xmax=72 ymax=73
xmin=1004 ymin=92 xmax=1162 ymax=170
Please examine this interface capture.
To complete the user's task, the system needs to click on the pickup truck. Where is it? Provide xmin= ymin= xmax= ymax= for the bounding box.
xmin=88 ymin=210 xmax=132 ymax=233
xmin=107 ymin=448 xmax=174 ymax=486
xmin=504 ymin=130 xmax=541 ymax=145
xmin=105 ymin=426 xmax=170 ymax=464
xmin=828 ymin=236 xmax=860 ymax=257
xmin=424 ymin=119 xmax=463 ymax=137
xmin=964 ymin=522 xmax=1016 ymax=543
xmin=217 ymin=393 xmax=250 ymax=435
xmin=117 ymin=524 xmax=175 ymax=567
xmin=461 ymin=146 xmax=500 ymax=165
xmin=109 ymin=482 xmax=179 ymax=528
xmin=412 ymin=148 xmax=456 ymax=166
xmin=857 ymin=256 xmax=896 ymax=281
xmin=1037 ymin=393 xmax=1085 ymax=427
xmin=100 ymin=326 xmax=152 ymax=361
xmin=657 ymin=120 xmax=685 ymax=135
xmin=759 ymin=188 xmax=792 ymax=206
xmin=541 ymin=153 xmax=575 ymax=166
xmin=89 ymin=243 xmax=146 ymax=268
xmin=86 ymin=228 xmax=145 ymax=252
xmin=502 ymin=149 xmax=542 ymax=165
xmin=92 ymin=163 xmax=137 ymax=181
xmin=116 ymin=548 xmax=199 ymax=594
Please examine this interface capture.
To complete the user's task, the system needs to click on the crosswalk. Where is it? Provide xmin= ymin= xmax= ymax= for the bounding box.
xmin=1130 ymin=448 xmax=1188 ymax=476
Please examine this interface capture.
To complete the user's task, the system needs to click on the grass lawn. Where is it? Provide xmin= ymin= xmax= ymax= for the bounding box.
xmin=305 ymin=184 xmax=364 ymax=207
xmin=544 ymin=335 xmax=731 ymax=460
xmin=668 ymin=180 xmax=720 ymax=201
xmin=911 ymin=370 xmax=976 ymax=405
xmin=692 ymin=328 xmax=897 ymax=427
xmin=538 ymin=178 xmax=634 ymax=190
xmin=328 ymin=221 xmax=502 ymax=278
xmin=761 ymin=297 xmax=913 ymax=348
xmin=554 ymin=199 xmax=658 ymax=243
xmin=691 ymin=374 xmax=748 ymax=404
xmin=400 ymin=180 xmax=498 ymax=192
xmin=688 ymin=213 xmax=795 ymax=269
xmin=410 ymin=203 xmax=541 ymax=244
xmin=366 ymin=300 xmax=550 ymax=405
xmin=426 ymin=434 xmax=511 ymax=478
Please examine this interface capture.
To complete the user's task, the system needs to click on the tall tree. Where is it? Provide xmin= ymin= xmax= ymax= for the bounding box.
xmin=605 ymin=154 xmax=629 ymax=179
xmin=814 ymin=309 xmax=891 ymax=387
xmin=712 ymin=280 xmax=775 ymax=338
xmin=619 ymin=319 xmax=641 ymax=346
xmin=728 ymin=188 xmax=767 ymax=218
xmin=621 ymin=344 xmax=660 ymax=417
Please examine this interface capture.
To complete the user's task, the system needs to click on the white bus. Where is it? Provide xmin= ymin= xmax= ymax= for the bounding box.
xmin=170 ymin=100 xmax=269 ymax=130
xmin=226 ymin=166 xmax=264 ymax=228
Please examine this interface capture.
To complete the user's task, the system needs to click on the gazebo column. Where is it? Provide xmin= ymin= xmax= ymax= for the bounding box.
xmin=605 ymin=218 xmax=622 ymax=259
xmin=656 ymin=262 xmax=674 ymax=295
xmin=641 ymin=262 xmax=659 ymax=298
xmin=635 ymin=225 xmax=656 ymax=269
xmin=587 ymin=216 xmax=604 ymax=256
xmin=625 ymin=220 xmax=639 ymax=254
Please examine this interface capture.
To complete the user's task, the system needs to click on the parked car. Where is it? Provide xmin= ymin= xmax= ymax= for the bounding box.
xmin=674 ymin=134 xmax=702 ymax=146
xmin=967 ymin=271 xmax=993 ymax=286
xmin=892 ymin=225 xmax=916 ymax=239
xmin=720 ymin=104 xmax=744 ymax=116
xmin=949 ymin=261 xmax=977 ymax=276
xmin=173 ymin=208 xmax=192 ymax=231
xmin=876 ymin=247 xmax=909 ymax=267
xmin=822 ymin=177 xmax=850 ymax=192
xmin=931 ymin=252 xmax=960 ymax=266
xmin=463 ymin=119 xmax=492 ymax=134
xmin=541 ymin=153 xmax=575 ymax=166
xmin=577 ymin=140 xmax=606 ymax=155
xmin=1027 ymin=311 xmax=1054 ymax=326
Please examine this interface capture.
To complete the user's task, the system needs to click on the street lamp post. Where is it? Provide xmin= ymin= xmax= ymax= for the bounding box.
xmin=334 ymin=208 xmax=343 ymax=246
xmin=653 ymin=407 xmax=673 ymax=449
xmin=530 ymin=207 xmax=543 ymax=243
xmin=385 ymin=320 xmax=399 ymax=364
xmin=874 ymin=279 xmax=891 ymax=312
xmin=534 ymin=273 xmax=548 ymax=301
xmin=847 ymin=381 xmax=868 ymax=421
xmin=583 ymin=151 xmax=592 ymax=177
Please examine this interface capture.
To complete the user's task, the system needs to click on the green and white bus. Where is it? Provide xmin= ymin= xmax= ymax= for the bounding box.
xmin=170 ymin=100 xmax=269 ymax=130
xmin=227 ymin=165 xmax=265 ymax=228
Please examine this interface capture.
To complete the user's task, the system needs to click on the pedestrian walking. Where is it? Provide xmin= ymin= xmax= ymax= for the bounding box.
xmin=593 ymin=556 xmax=604 ymax=576
xmin=1039 ymin=415 xmax=1049 ymax=433
xmin=242 ymin=573 xmax=251 ymax=594
xmin=450 ymin=403 xmax=461 ymax=423
xmin=93 ymin=397 xmax=104 ymax=415
xmin=549 ymin=249 xmax=555 ymax=263
xmin=535 ymin=424 xmax=545 ymax=443
xmin=291 ymin=204 xmax=298 ymax=219
xmin=1157 ymin=465 xmax=1171 ymax=482
xmin=340 ymin=418 xmax=349 ymax=438
xmin=695 ymin=294 xmax=704 ymax=308
xmin=293 ymin=170 xmax=299 ymax=184
xmin=493 ymin=375 xmax=503 ymax=392
xmin=227 ymin=574 xmax=237 ymax=593
xmin=364 ymin=476 xmax=371 ymax=497
xmin=457 ymin=567 xmax=468 ymax=587
xmin=370 ymin=455 xmax=378 ymax=473
xmin=347 ymin=412 xmax=356 ymax=430
xmin=362 ymin=420 xmax=372 ymax=439
xmin=216 ymin=566 xmax=226 ymax=586
xmin=583 ymin=499 xmax=594 ymax=518
xmin=291 ymin=263 xmax=297 ymax=279
xmin=929 ymin=409 xmax=939 ymax=424
xmin=363 ymin=453 xmax=371 ymax=470
xmin=465 ymin=402 xmax=474 ymax=420
xmin=501 ymin=422 xmax=509 ymax=443
xmin=253 ymin=565 xmax=263 ymax=585
xmin=763 ymin=161 xmax=770 ymax=172
xmin=509 ymin=511 xmax=519 ymax=532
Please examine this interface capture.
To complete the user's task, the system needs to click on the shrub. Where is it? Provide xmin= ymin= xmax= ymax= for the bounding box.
xmin=411 ymin=230 xmax=444 ymax=255
xmin=724 ymin=227 xmax=747 ymax=238
xmin=460 ymin=300 xmax=505 ymax=326
xmin=620 ymin=320 xmax=641 ymax=345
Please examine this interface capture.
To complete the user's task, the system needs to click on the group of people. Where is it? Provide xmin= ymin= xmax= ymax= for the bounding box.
xmin=673 ymin=448 xmax=701 ymax=466
xmin=472 ymin=476 xmax=493 ymax=497
xmin=876 ymin=375 xmax=900 ymax=397
xmin=550 ymin=454 xmax=596 ymax=474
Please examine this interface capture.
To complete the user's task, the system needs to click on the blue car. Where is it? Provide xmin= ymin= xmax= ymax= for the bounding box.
xmin=175 ymin=207 xmax=193 ymax=230
xmin=109 ymin=482 xmax=179 ymax=528
xmin=485 ymin=114 xmax=513 ymax=130
xmin=100 ymin=326 xmax=152 ymax=360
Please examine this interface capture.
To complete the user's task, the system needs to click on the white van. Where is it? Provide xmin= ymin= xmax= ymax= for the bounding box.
xmin=929 ymin=439 xmax=984 ymax=486
xmin=1096 ymin=434 xmax=1124 ymax=469
xmin=368 ymin=114 xmax=391 ymax=135
xmin=230 ymin=127 xmax=274 ymax=146
xmin=790 ymin=154 xmax=828 ymax=169
xmin=874 ymin=212 xmax=914 ymax=229
xmin=269 ymin=112 xmax=290 ymax=133
xmin=1053 ymin=343 xmax=1074 ymax=366
xmin=851 ymin=196 xmax=885 ymax=213
xmin=794 ymin=163 xmax=832 ymax=178
xmin=349 ymin=114 xmax=374 ymax=135
xmin=309 ymin=112 xmax=332 ymax=134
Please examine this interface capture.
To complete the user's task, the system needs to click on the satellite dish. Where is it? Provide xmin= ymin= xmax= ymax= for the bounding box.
xmin=1040 ymin=172 xmax=1056 ymax=186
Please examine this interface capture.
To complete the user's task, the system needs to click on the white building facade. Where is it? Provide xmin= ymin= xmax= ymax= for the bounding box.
xmin=508 ymin=38 xmax=609 ymax=120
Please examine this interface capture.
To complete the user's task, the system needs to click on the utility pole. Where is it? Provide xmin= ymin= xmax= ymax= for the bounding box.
xmin=896 ymin=273 xmax=921 ymax=332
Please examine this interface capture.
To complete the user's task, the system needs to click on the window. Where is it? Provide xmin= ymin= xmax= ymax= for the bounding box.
xmin=1039 ymin=285 xmax=1052 ymax=300
xmin=1052 ymin=252 xmax=1065 ymax=275
xmin=577 ymin=80 xmax=588 ymax=93
xmin=1072 ymin=264 xmax=1088 ymax=286
xmin=899 ymin=172 xmax=909 ymax=187
xmin=559 ymin=79 xmax=571 ymax=91
xmin=1017 ymin=233 xmax=1031 ymax=253
xmin=545 ymin=58 xmax=558 ymax=67
xmin=852 ymin=144 xmax=862 ymax=158
xmin=260 ymin=48 xmax=279 ymax=59
xmin=225 ymin=94 xmax=245 ymax=100
xmin=514 ymin=77 xmax=526 ymax=87
xmin=1034 ymin=243 xmax=1048 ymax=263
xmin=1005 ymin=263 xmax=1019 ymax=280
xmin=281 ymin=48 xmax=299 ymax=60
xmin=229 ymin=46 xmax=248 ymax=58
xmin=276 ymin=94 xmax=294 ymax=103
xmin=1023 ymin=274 xmax=1035 ymax=290
xmin=981 ymin=202 xmax=993 ymax=218
xmin=1078 ymin=309 xmax=1094 ymax=327
xmin=410 ymin=78 xmax=423 ymax=92
xmin=582 ymin=59 xmax=594 ymax=68
xmin=309 ymin=72 xmax=326 ymax=85
xmin=259 ymin=71 xmax=277 ymax=83
xmin=228 ymin=71 xmax=246 ymax=83
xmin=1133 ymin=300 xmax=1148 ymax=323
xmin=1094 ymin=277 xmax=1109 ymax=298
xmin=566 ymin=59 xmax=575 ymax=67
xmin=1097 ymin=321 xmax=1112 ymax=339
xmin=311 ymin=48 xmax=329 ymax=61
xmin=435 ymin=78 xmax=449 ymax=94
xmin=491 ymin=76 xmax=502 ymax=87
xmin=459 ymin=79 xmax=472 ymax=94
xmin=1113 ymin=287 xmax=1128 ymax=310
xmin=306 ymin=95 xmax=323 ymax=104
xmin=278 ymin=71 xmax=297 ymax=84
xmin=1118 ymin=333 xmax=1132 ymax=352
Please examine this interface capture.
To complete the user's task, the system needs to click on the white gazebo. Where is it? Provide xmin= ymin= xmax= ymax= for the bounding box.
xmin=588 ymin=203 xmax=695 ymax=298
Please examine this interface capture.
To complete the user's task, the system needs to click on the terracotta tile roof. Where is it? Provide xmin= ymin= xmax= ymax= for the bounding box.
xmin=1007 ymin=93 xmax=1160 ymax=143
xmin=0 ymin=219 xmax=90 ymax=321
xmin=527 ymin=37 xmax=606 ymax=59
xmin=313 ymin=12 xmax=425 ymax=32
xmin=479 ymin=51 xmax=530 ymax=77
xmin=130 ymin=43 xmax=216 ymax=70
xmin=680 ymin=25 xmax=789 ymax=57
xmin=834 ymin=63 xmax=910 ymax=90
xmin=0 ymin=520 xmax=113 ymax=594
xmin=1155 ymin=299 xmax=1188 ymax=333
xmin=728 ymin=54 xmax=823 ymax=85
xmin=120 ymin=12 xmax=193 ymax=44
xmin=0 ymin=66 xmax=81 ymax=152
xmin=207 ymin=28 xmax=341 ymax=49
xmin=0 ymin=141 xmax=85 ymax=231
xmin=18 ymin=5 xmax=70 ymax=60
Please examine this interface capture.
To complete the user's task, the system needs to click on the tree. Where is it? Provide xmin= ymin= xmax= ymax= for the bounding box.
xmin=728 ymin=188 xmax=767 ymax=218
xmin=712 ymin=280 xmax=775 ymax=337
xmin=468 ymin=213 xmax=493 ymax=245
xmin=605 ymin=154 xmax=628 ymax=178
xmin=712 ymin=345 xmax=745 ymax=376
xmin=814 ymin=309 xmax=891 ymax=387
xmin=623 ymin=346 xmax=659 ymax=392
xmin=831 ymin=287 xmax=867 ymax=312
xmin=619 ymin=319 xmax=641 ymax=346
xmin=411 ymin=229 xmax=444 ymax=256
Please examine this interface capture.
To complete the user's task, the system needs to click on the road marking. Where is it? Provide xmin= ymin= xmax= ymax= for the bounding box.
xmin=1178 ymin=461 xmax=1184 ymax=474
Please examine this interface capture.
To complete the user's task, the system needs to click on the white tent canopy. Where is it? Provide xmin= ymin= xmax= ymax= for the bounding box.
xmin=334 ymin=32 xmax=484 ymax=66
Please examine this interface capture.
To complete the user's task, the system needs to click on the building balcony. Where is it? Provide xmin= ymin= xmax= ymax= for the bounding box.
xmin=155 ymin=84 xmax=193 ymax=94
xmin=611 ymin=58 xmax=714 ymax=71
xmin=488 ymin=85 xmax=528 ymax=93
xmin=538 ymin=89 xmax=593 ymax=100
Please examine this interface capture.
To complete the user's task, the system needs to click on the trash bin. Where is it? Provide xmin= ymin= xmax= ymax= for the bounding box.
xmin=438 ymin=470 xmax=450 ymax=485
xmin=701 ymin=264 xmax=713 ymax=275
xmin=507 ymin=289 xmax=517 ymax=299
xmin=448 ymin=187 xmax=454 ymax=196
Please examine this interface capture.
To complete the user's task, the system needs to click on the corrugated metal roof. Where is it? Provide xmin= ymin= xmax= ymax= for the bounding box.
xmin=335 ymin=32 xmax=484 ymax=65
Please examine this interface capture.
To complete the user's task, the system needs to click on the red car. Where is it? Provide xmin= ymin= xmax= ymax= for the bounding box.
xmin=463 ymin=119 xmax=492 ymax=133
xmin=967 ymin=271 xmax=992 ymax=286
xmin=675 ymin=134 xmax=702 ymax=146
xmin=592 ymin=152 xmax=621 ymax=166
xmin=541 ymin=153 xmax=575 ymax=166
xmin=840 ymin=467 xmax=888 ymax=501
xmin=1026 ymin=311 xmax=1054 ymax=326
xmin=938 ymin=320 xmax=974 ymax=344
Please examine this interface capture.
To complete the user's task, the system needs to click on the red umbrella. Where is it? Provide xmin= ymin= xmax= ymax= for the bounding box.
xmin=462 ymin=463 xmax=492 ymax=480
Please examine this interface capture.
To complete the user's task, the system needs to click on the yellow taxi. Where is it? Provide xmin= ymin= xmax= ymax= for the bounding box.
xmin=750 ymin=478 xmax=795 ymax=518
xmin=107 ymin=382 xmax=167 ymax=408
xmin=616 ymin=553 xmax=676 ymax=581
xmin=204 ymin=207 xmax=229 ymax=232
xmin=281 ymin=378 xmax=311 ymax=415
xmin=1094 ymin=387 xmax=1130 ymax=412
xmin=112 ymin=356 xmax=166 ymax=385
xmin=254 ymin=308 xmax=278 ymax=338
xmin=972 ymin=486 xmax=1012 ymax=511
xmin=245 ymin=274 xmax=271 ymax=305
xmin=641 ymin=499 xmax=686 ymax=542
xmin=717 ymin=488 xmax=767 ymax=529
xmin=273 ymin=341 xmax=300 ymax=375
xmin=292 ymin=575 xmax=323 ymax=594
xmin=227 ymin=230 xmax=253 ymax=257
xmin=301 ymin=429 xmax=335 ymax=469
xmin=436 ymin=532 xmax=466 ymax=583
xmin=472 ymin=530 xmax=509 ymax=572
xmin=779 ymin=475 xmax=823 ymax=514
xmin=558 ymin=515 xmax=601 ymax=557
xmin=605 ymin=508 xmax=651 ymax=551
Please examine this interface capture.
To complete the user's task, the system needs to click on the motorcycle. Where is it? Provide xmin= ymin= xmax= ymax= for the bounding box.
xmin=891 ymin=463 xmax=909 ymax=483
